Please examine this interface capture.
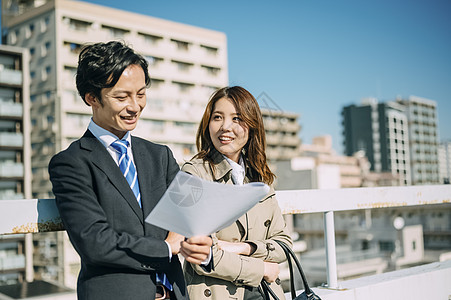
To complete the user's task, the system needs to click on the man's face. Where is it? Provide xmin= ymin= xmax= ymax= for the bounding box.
xmin=89 ymin=64 xmax=147 ymax=139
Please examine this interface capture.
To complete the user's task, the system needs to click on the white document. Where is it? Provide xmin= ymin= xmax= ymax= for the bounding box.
xmin=145 ymin=171 xmax=270 ymax=237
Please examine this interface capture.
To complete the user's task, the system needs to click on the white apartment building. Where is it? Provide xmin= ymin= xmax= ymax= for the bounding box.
xmin=396 ymin=96 xmax=440 ymax=185
xmin=262 ymin=108 xmax=301 ymax=161
xmin=2 ymin=0 xmax=228 ymax=199
xmin=0 ymin=44 xmax=33 ymax=285
xmin=257 ymin=92 xmax=301 ymax=161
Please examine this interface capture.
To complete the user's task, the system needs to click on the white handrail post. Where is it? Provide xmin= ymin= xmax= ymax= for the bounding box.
xmin=324 ymin=210 xmax=338 ymax=289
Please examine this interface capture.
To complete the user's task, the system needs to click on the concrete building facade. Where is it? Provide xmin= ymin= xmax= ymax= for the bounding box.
xmin=262 ymin=108 xmax=301 ymax=162
xmin=0 ymin=44 xmax=33 ymax=285
xmin=341 ymin=98 xmax=411 ymax=185
xmin=2 ymin=0 xmax=228 ymax=199
xmin=256 ymin=92 xmax=301 ymax=162
xmin=438 ymin=140 xmax=451 ymax=184
xmin=396 ymin=96 xmax=440 ymax=185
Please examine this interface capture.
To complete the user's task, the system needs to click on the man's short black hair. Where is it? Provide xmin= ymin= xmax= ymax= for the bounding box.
xmin=76 ymin=41 xmax=151 ymax=105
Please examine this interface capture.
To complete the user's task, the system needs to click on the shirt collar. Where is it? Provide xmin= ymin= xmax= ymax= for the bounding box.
xmin=87 ymin=118 xmax=131 ymax=149
xmin=223 ymin=155 xmax=245 ymax=185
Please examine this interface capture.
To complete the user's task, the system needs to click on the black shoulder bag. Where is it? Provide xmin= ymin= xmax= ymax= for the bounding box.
xmin=261 ymin=240 xmax=321 ymax=300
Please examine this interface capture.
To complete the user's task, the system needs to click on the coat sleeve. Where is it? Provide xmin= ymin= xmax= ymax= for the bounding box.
xmin=49 ymin=146 xmax=178 ymax=274
xmin=181 ymin=161 xmax=267 ymax=287
xmin=193 ymin=234 xmax=265 ymax=287
xmin=246 ymin=195 xmax=293 ymax=263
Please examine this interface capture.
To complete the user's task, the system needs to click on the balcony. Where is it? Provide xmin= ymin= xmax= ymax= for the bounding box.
xmin=0 ymin=132 xmax=23 ymax=147
xmin=0 ymin=185 xmax=450 ymax=299
xmin=0 ymin=69 xmax=22 ymax=86
xmin=0 ymin=190 xmax=24 ymax=200
xmin=0 ymin=101 xmax=22 ymax=118
xmin=0 ymin=254 xmax=25 ymax=271
xmin=0 ymin=161 xmax=24 ymax=178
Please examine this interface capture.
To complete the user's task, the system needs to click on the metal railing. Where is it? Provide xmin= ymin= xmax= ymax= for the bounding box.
xmin=0 ymin=184 xmax=450 ymax=290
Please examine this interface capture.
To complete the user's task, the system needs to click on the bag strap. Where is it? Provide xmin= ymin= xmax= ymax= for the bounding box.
xmin=274 ymin=240 xmax=314 ymax=296
xmin=261 ymin=280 xmax=280 ymax=300
xmin=283 ymin=241 xmax=296 ymax=299
xmin=261 ymin=240 xmax=319 ymax=300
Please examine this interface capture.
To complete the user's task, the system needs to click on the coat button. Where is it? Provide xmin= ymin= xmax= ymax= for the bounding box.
xmin=266 ymin=242 xmax=275 ymax=251
xmin=204 ymin=289 xmax=211 ymax=297
xmin=264 ymin=220 xmax=271 ymax=227
xmin=275 ymin=278 xmax=281 ymax=285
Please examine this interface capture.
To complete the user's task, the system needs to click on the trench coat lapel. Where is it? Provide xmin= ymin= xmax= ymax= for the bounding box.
xmin=210 ymin=151 xmax=251 ymax=234
xmin=80 ymin=130 xmax=144 ymax=223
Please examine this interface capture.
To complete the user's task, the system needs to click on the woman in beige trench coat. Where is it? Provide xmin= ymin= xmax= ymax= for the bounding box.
xmin=181 ymin=86 xmax=293 ymax=300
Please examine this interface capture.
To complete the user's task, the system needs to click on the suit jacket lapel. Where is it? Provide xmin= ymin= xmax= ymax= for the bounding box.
xmin=80 ymin=130 xmax=144 ymax=223
xmin=131 ymin=137 xmax=154 ymax=219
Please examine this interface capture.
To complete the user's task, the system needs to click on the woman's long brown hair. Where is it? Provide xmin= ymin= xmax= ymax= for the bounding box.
xmin=195 ymin=86 xmax=275 ymax=185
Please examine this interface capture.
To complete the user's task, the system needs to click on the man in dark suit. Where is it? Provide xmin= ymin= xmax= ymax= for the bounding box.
xmin=49 ymin=41 xmax=212 ymax=300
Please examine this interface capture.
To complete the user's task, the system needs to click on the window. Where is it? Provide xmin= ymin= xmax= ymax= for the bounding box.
xmin=29 ymin=47 xmax=35 ymax=59
xmin=150 ymin=78 xmax=164 ymax=89
xmin=42 ymin=66 xmax=51 ymax=81
xmin=9 ymin=31 xmax=17 ymax=44
xmin=102 ymin=25 xmax=129 ymax=38
xmin=202 ymin=65 xmax=220 ymax=76
xmin=202 ymin=85 xmax=219 ymax=95
xmin=41 ymin=41 xmax=51 ymax=57
xmin=145 ymin=56 xmax=164 ymax=67
xmin=172 ymin=60 xmax=192 ymax=72
xmin=151 ymin=120 xmax=165 ymax=133
xmin=173 ymin=81 xmax=194 ymax=93
xmin=25 ymin=23 xmax=35 ymax=38
xmin=64 ymin=42 xmax=82 ymax=54
xmin=182 ymin=144 xmax=194 ymax=156
xmin=139 ymin=33 xmax=163 ymax=45
xmin=65 ymin=17 xmax=91 ymax=31
xmin=171 ymin=39 xmax=190 ymax=51
xmin=30 ymin=71 xmax=36 ymax=80
xmin=41 ymin=17 xmax=50 ymax=32
xmin=201 ymin=45 xmax=218 ymax=56
xmin=379 ymin=241 xmax=395 ymax=251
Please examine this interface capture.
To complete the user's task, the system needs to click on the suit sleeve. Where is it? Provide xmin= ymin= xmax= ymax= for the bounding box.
xmin=49 ymin=146 xmax=179 ymax=273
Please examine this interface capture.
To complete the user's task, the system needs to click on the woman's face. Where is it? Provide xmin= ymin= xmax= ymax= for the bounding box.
xmin=209 ymin=97 xmax=249 ymax=163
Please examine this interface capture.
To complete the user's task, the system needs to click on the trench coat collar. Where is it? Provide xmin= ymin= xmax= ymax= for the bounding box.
xmin=208 ymin=149 xmax=251 ymax=184
xmin=207 ymin=149 xmax=276 ymax=230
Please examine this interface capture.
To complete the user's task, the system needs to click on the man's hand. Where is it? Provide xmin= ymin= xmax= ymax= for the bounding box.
xmin=165 ymin=232 xmax=185 ymax=255
xmin=180 ymin=236 xmax=213 ymax=265
xmin=263 ymin=262 xmax=279 ymax=283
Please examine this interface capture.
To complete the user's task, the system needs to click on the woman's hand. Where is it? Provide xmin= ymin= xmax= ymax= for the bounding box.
xmin=217 ymin=240 xmax=255 ymax=256
xmin=263 ymin=262 xmax=279 ymax=283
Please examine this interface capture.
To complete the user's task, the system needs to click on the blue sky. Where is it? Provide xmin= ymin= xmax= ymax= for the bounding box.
xmin=6 ymin=0 xmax=451 ymax=152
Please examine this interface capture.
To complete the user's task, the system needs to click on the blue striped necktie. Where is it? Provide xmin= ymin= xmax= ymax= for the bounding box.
xmin=111 ymin=139 xmax=141 ymax=207
xmin=111 ymin=139 xmax=172 ymax=291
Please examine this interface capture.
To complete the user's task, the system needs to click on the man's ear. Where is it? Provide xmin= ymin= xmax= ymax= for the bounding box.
xmin=85 ymin=93 xmax=100 ymax=107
